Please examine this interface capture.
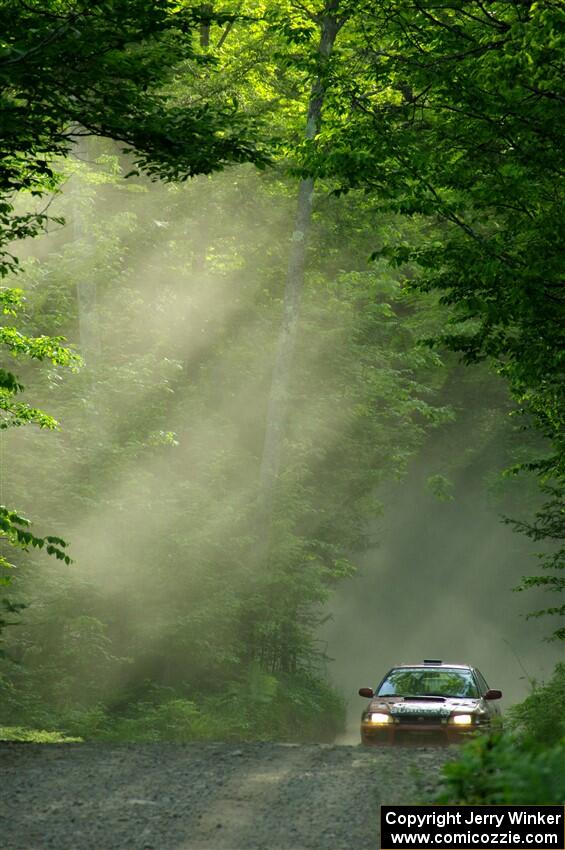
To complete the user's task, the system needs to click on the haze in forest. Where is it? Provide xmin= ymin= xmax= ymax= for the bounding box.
xmin=324 ymin=455 xmax=563 ymax=741
xmin=0 ymin=147 xmax=558 ymax=744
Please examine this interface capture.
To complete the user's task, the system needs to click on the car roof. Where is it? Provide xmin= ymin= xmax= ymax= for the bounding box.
xmin=391 ymin=661 xmax=474 ymax=670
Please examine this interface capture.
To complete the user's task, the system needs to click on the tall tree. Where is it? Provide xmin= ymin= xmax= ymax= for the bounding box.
xmin=306 ymin=0 xmax=565 ymax=638
xmin=71 ymin=136 xmax=101 ymax=365
xmin=258 ymin=0 xmax=344 ymax=535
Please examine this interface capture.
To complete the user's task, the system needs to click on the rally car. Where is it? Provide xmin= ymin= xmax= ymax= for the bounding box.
xmin=359 ymin=660 xmax=502 ymax=745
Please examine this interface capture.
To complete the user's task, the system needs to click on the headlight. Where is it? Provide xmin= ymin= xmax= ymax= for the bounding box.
xmin=369 ymin=712 xmax=391 ymax=724
xmin=450 ymin=713 xmax=473 ymax=725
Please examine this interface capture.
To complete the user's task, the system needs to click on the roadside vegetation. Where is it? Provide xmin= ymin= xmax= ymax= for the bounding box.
xmin=438 ymin=665 xmax=565 ymax=805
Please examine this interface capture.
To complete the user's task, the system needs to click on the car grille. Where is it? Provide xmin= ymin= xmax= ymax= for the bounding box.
xmin=396 ymin=715 xmax=444 ymax=725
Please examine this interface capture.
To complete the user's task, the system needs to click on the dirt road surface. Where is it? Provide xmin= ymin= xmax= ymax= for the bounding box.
xmin=0 ymin=742 xmax=455 ymax=850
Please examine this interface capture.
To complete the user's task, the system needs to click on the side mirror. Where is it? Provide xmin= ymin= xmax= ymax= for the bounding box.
xmin=358 ymin=687 xmax=374 ymax=698
xmin=484 ymin=689 xmax=502 ymax=700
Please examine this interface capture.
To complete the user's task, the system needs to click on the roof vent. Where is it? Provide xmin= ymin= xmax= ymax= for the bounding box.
xmin=423 ymin=659 xmax=443 ymax=664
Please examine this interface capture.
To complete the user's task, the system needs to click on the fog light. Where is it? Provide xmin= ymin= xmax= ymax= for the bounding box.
xmin=370 ymin=712 xmax=391 ymax=724
xmin=450 ymin=713 xmax=473 ymax=725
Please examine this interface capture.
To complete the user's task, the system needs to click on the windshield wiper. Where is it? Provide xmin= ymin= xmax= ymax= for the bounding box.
xmin=427 ymin=693 xmax=473 ymax=698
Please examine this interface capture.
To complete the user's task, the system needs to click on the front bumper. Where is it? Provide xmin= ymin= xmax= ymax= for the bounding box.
xmin=361 ymin=719 xmax=485 ymax=746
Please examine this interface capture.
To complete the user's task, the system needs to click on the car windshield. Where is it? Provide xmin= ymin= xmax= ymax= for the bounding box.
xmin=377 ymin=668 xmax=479 ymax=698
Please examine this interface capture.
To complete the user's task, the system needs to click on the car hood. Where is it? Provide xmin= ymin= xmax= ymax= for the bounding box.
xmin=368 ymin=696 xmax=481 ymax=716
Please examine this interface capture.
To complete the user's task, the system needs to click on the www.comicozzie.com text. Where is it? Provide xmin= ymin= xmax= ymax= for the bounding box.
xmin=387 ymin=831 xmax=559 ymax=846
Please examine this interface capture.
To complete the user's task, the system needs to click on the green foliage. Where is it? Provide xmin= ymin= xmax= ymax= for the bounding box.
xmin=0 ymin=0 xmax=266 ymax=670
xmin=0 ymin=287 xmax=81 ymax=430
xmin=308 ymin=0 xmax=565 ymax=637
xmin=426 ymin=474 xmax=454 ymax=503
xmin=62 ymin=697 xmax=212 ymax=744
xmin=0 ymin=726 xmax=81 ymax=743
xmin=437 ymin=734 xmax=565 ymax=805
xmin=2 ymin=672 xmax=344 ymax=744
xmin=0 ymin=0 xmax=267 ymax=278
xmin=214 ymin=667 xmax=345 ymax=742
xmin=0 ymin=507 xmax=70 ymax=565
xmin=439 ymin=663 xmax=565 ymax=804
xmin=510 ymin=484 xmax=565 ymax=641
xmin=507 ymin=663 xmax=565 ymax=747
xmin=0 ymin=287 xmax=76 ymax=650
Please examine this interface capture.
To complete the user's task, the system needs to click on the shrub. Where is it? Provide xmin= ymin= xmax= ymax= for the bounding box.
xmin=437 ymin=733 xmax=565 ymax=805
xmin=0 ymin=726 xmax=81 ymax=743
xmin=27 ymin=670 xmax=346 ymax=743
xmin=507 ymin=663 xmax=565 ymax=746
xmin=210 ymin=667 xmax=346 ymax=742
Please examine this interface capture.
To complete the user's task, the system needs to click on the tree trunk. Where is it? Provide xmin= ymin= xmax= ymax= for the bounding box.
xmin=76 ymin=276 xmax=100 ymax=366
xmin=72 ymin=134 xmax=100 ymax=366
xmin=258 ymin=2 xmax=342 ymax=535
xmin=199 ymin=3 xmax=213 ymax=48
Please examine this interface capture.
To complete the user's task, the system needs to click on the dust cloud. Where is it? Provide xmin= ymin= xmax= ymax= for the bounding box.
xmin=323 ymin=421 xmax=564 ymax=742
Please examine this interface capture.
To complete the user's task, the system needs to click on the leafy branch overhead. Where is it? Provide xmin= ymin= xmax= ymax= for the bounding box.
xmin=0 ymin=0 xmax=270 ymax=649
xmin=0 ymin=287 xmax=81 ymax=430
xmin=0 ymin=0 xmax=269 ymax=278
xmin=0 ymin=507 xmax=71 ymax=567
xmin=0 ymin=2 xmax=260 ymax=436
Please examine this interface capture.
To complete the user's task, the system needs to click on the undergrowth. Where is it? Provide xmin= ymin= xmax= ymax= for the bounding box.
xmin=437 ymin=663 xmax=565 ymax=805
xmin=0 ymin=667 xmax=345 ymax=744
xmin=0 ymin=726 xmax=81 ymax=743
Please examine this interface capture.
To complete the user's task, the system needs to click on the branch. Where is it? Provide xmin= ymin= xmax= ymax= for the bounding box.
xmin=0 ymin=10 xmax=86 ymax=68
xmin=216 ymin=18 xmax=235 ymax=49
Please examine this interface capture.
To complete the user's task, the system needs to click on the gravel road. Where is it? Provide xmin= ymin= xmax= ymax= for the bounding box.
xmin=0 ymin=742 xmax=456 ymax=850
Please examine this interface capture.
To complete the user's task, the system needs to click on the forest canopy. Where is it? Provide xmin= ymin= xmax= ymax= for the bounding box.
xmin=0 ymin=0 xmax=267 ymax=277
